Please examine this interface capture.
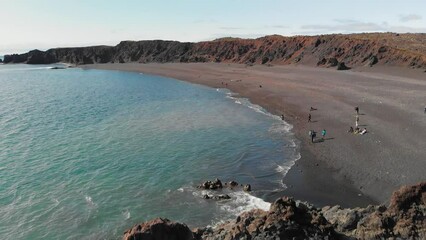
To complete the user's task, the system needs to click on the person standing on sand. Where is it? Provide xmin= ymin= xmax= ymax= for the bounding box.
xmin=281 ymin=115 xmax=285 ymax=121
xmin=308 ymin=113 xmax=312 ymax=122
xmin=321 ymin=129 xmax=327 ymax=140
xmin=309 ymin=130 xmax=313 ymax=143
xmin=355 ymin=106 xmax=359 ymax=115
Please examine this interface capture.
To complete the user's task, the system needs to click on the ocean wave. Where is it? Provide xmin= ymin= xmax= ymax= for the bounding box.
xmin=211 ymin=191 xmax=270 ymax=227
xmin=276 ymin=152 xmax=301 ymax=175
xmin=122 ymin=210 xmax=131 ymax=220
xmin=0 ymin=67 xmax=54 ymax=72
xmin=220 ymin=89 xmax=301 ymax=178
xmin=221 ymin=89 xmax=293 ymax=132
xmin=187 ymin=186 xmax=271 ymax=227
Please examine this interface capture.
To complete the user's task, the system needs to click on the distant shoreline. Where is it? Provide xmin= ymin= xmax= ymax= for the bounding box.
xmin=82 ymin=62 xmax=426 ymax=207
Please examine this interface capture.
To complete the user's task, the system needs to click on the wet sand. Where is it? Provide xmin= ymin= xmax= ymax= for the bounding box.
xmin=83 ymin=63 xmax=426 ymax=207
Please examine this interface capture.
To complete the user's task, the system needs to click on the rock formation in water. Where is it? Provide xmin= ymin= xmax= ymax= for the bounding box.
xmin=4 ymin=33 xmax=426 ymax=69
xmin=123 ymin=182 xmax=426 ymax=240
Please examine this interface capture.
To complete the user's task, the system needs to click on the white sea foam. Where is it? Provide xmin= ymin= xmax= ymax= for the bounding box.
xmin=276 ymin=152 xmax=301 ymax=175
xmin=189 ymin=187 xmax=272 ymax=227
xmin=221 ymin=89 xmax=301 ymax=177
xmin=123 ymin=210 xmax=131 ymax=220
xmin=0 ymin=67 xmax=53 ymax=72
xmin=85 ymin=195 xmax=96 ymax=207
xmin=215 ymin=191 xmax=271 ymax=226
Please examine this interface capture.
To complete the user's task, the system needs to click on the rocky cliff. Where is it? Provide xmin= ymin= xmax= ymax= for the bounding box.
xmin=123 ymin=182 xmax=426 ymax=240
xmin=4 ymin=33 xmax=426 ymax=69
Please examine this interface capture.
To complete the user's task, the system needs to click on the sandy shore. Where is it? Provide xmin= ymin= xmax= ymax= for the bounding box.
xmin=83 ymin=63 xmax=426 ymax=207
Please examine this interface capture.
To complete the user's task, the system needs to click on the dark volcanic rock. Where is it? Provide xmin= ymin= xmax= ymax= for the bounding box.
xmin=194 ymin=197 xmax=335 ymax=240
xmin=226 ymin=181 xmax=239 ymax=188
xmin=26 ymin=50 xmax=57 ymax=64
xmin=123 ymin=218 xmax=194 ymax=240
xmin=317 ymin=57 xmax=338 ymax=67
xmin=327 ymin=57 xmax=339 ymax=67
xmin=323 ymin=182 xmax=426 ymax=239
xmin=337 ymin=62 xmax=350 ymax=70
xmin=4 ymin=53 xmax=28 ymax=63
xmin=124 ymin=182 xmax=426 ymax=240
xmin=368 ymin=55 xmax=379 ymax=66
xmin=197 ymin=178 xmax=223 ymax=190
xmin=203 ymin=194 xmax=231 ymax=200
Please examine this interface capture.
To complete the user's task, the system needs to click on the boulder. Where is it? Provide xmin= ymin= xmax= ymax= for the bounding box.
xmin=368 ymin=55 xmax=378 ymax=67
xmin=378 ymin=46 xmax=387 ymax=53
xmin=327 ymin=57 xmax=339 ymax=67
xmin=202 ymin=194 xmax=231 ymax=200
xmin=317 ymin=57 xmax=327 ymax=66
xmin=387 ymin=181 xmax=426 ymax=214
xmin=227 ymin=181 xmax=239 ymax=188
xmin=123 ymin=218 xmax=194 ymax=240
xmin=197 ymin=178 xmax=223 ymax=190
xmin=337 ymin=62 xmax=350 ymax=70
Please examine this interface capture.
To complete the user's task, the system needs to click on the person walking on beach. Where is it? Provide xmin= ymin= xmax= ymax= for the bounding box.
xmin=355 ymin=106 xmax=359 ymax=115
xmin=308 ymin=113 xmax=312 ymax=122
xmin=321 ymin=129 xmax=327 ymax=140
xmin=356 ymin=115 xmax=359 ymax=127
xmin=309 ymin=130 xmax=316 ymax=143
xmin=281 ymin=114 xmax=285 ymax=121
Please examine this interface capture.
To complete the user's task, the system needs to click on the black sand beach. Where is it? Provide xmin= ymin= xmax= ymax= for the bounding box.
xmin=83 ymin=62 xmax=426 ymax=207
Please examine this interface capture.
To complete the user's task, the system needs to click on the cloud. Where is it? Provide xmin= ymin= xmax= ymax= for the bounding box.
xmin=219 ymin=27 xmax=245 ymax=30
xmin=298 ymin=20 xmax=426 ymax=34
xmin=266 ymin=25 xmax=288 ymax=29
xmin=333 ymin=19 xmax=360 ymax=24
xmin=193 ymin=19 xmax=217 ymax=24
xmin=399 ymin=14 xmax=422 ymax=22
xmin=219 ymin=25 xmax=288 ymax=31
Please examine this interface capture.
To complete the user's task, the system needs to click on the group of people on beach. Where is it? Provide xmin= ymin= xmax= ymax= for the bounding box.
xmin=304 ymin=105 xmax=368 ymax=144
xmin=308 ymin=129 xmax=326 ymax=143
xmin=349 ymin=106 xmax=367 ymax=135
xmin=306 ymin=107 xmax=326 ymax=143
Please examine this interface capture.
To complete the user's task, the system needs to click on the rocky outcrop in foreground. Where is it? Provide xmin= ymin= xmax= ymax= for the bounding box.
xmin=123 ymin=182 xmax=426 ymax=240
xmin=4 ymin=33 xmax=426 ymax=69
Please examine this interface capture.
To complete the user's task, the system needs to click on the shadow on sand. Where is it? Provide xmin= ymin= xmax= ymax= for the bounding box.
xmin=313 ymin=137 xmax=334 ymax=143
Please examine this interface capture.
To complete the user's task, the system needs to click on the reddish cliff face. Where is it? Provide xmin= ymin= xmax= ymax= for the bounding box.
xmin=4 ymin=33 xmax=426 ymax=69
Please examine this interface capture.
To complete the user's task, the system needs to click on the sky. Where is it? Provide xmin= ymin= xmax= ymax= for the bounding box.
xmin=1 ymin=0 xmax=426 ymax=55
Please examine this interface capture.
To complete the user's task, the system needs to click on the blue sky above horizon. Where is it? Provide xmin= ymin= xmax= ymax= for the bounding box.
xmin=1 ymin=0 xmax=426 ymax=55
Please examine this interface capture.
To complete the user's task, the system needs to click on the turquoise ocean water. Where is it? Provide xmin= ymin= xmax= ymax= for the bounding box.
xmin=0 ymin=64 xmax=299 ymax=239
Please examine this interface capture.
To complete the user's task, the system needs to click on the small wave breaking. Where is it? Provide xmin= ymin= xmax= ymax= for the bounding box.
xmin=219 ymin=88 xmax=300 ymax=177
